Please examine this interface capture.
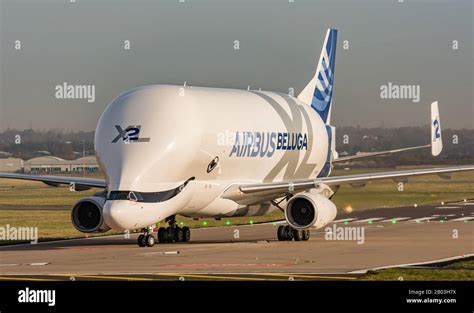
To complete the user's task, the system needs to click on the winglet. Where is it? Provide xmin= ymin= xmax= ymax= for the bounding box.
xmin=431 ymin=101 xmax=443 ymax=156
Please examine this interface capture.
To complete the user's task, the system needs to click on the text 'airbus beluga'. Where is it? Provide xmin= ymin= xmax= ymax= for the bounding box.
xmin=2 ymin=29 xmax=473 ymax=247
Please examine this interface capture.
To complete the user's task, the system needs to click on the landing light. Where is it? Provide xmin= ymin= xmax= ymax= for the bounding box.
xmin=226 ymin=221 xmax=231 ymax=226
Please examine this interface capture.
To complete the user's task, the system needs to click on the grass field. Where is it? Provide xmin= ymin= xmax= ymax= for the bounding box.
xmin=0 ymin=166 xmax=473 ymax=241
xmin=362 ymin=259 xmax=474 ymax=280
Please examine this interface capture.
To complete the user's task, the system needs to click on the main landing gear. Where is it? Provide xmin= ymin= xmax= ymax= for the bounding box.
xmin=277 ymin=225 xmax=310 ymax=241
xmin=157 ymin=215 xmax=191 ymax=244
xmin=136 ymin=216 xmax=191 ymax=247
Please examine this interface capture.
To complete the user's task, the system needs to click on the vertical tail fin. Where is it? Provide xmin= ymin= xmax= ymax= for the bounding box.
xmin=297 ymin=28 xmax=338 ymax=124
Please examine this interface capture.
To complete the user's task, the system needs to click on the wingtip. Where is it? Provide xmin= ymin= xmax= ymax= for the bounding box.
xmin=431 ymin=101 xmax=443 ymax=156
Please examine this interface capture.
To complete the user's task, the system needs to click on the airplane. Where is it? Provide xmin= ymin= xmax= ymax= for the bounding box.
xmin=1 ymin=28 xmax=473 ymax=247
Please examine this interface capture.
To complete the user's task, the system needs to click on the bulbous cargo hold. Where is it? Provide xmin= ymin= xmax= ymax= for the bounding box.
xmin=94 ymin=85 xmax=203 ymax=193
xmin=92 ymin=84 xmax=329 ymax=232
xmin=95 ymin=84 xmax=329 ymax=194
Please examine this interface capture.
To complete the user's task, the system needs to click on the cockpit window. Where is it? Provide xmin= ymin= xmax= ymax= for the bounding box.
xmin=107 ymin=177 xmax=194 ymax=203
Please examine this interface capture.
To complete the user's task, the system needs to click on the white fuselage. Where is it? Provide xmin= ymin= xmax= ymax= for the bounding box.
xmin=95 ymin=85 xmax=329 ymax=231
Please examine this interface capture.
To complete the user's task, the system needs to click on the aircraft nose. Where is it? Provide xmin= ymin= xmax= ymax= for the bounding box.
xmin=102 ymin=199 xmax=180 ymax=232
xmin=103 ymin=200 xmax=138 ymax=231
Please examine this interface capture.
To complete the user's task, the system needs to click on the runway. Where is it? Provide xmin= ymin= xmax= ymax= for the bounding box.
xmin=0 ymin=200 xmax=472 ymax=280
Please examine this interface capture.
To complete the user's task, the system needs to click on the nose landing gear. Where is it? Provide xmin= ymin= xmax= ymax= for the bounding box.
xmin=277 ymin=225 xmax=310 ymax=241
xmin=137 ymin=226 xmax=156 ymax=247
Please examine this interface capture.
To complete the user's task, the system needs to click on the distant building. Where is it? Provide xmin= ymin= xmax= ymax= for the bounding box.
xmin=69 ymin=156 xmax=100 ymax=173
xmin=0 ymin=158 xmax=24 ymax=173
xmin=23 ymin=156 xmax=100 ymax=173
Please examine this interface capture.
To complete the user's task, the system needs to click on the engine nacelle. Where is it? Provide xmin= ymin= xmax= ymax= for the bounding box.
xmin=285 ymin=190 xmax=337 ymax=230
xmin=71 ymin=196 xmax=110 ymax=233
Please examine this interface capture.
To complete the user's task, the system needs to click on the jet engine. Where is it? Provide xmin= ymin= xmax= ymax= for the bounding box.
xmin=71 ymin=196 xmax=110 ymax=233
xmin=285 ymin=190 xmax=337 ymax=230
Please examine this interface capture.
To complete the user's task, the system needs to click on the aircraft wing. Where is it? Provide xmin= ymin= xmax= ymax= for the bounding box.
xmin=222 ymin=165 xmax=474 ymax=204
xmin=334 ymin=101 xmax=443 ymax=163
xmin=0 ymin=173 xmax=106 ymax=191
xmin=333 ymin=144 xmax=430 ymax=163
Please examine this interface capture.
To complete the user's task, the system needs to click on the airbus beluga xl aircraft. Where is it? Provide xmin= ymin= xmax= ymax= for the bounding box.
xmin=1 ymin=29 xmax=473 ymax=247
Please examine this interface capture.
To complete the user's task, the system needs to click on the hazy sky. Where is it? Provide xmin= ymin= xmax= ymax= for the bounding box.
xmin=0 ymin=0 xmax=472 ymax=131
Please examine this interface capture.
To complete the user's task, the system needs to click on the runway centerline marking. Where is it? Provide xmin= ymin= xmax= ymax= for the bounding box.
xmin=354 ymin=218 xmax=384 ymax=223
xmin=407 ymin=216 xmax=439 ymax=223
xmin=29 ymin=262 xmax=50 ymax=266
xmin=332 ymin=218 xmax=358 ymax=223
xmin=449 ymin=217 xmax=474 ymax=222
xmin=381 ymin=217 xmax=411 ymax=222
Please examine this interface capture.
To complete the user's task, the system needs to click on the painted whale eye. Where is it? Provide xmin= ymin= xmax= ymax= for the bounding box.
xmin=207 ymin=156 xmax=219 ymax=173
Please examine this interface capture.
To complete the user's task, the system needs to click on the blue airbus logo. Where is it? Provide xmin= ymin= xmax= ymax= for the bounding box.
xmin=229 ymin=131 xmax=308 ymax=158
xmin=112 ymin=125 xmax=150 ymax=143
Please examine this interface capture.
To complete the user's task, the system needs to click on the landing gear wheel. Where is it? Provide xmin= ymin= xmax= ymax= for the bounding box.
xmin=145 ymin=234 xmax=155 ymax=247
xmin=137 ymin=234 xmax=146 ymax=247
xmin=302 ymin=229 xmax=310 ymax=241
xmin=293 ymin=229 xmax=303 ymax=241
xmin=284 ymin=225 xmax=294 ymax=241
xmin=157 ymin=227 xmax=168 ymax=243
xmin=173 ymin=227 xmax=184 ymax=242
xmin=166 ymin=227 xmax=174 ymax=243
xmin=277 ymin=225 xmax=286 ymax=241
xmin=182 ymin=227 xmax=191 ymax=242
